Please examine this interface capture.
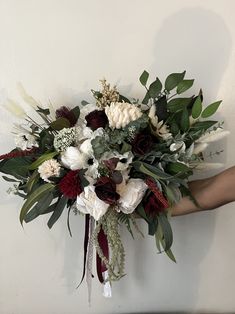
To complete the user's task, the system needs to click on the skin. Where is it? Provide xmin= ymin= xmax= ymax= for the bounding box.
xmin=171 ymin=166 xmax=235 ymax=216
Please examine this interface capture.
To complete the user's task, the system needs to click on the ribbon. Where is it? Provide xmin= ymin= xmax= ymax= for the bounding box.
xmin=77 ymin=214 xmax=90 ymax=288
xmin=96 ymin=226 xmax=109 ymax=283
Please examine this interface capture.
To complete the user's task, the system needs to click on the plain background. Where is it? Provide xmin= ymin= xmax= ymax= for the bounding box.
xmin=0 ymin=0 xmax=235 ymax=313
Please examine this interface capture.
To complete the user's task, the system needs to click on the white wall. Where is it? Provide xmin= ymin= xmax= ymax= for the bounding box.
xmin=0 ymin=0 xmax=235 ymax=313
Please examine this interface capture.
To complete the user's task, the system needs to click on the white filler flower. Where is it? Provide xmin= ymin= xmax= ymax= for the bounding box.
xmin=118 ymin=179 xmax=147 ymax=214
xmin=105 ymin=102 xmax=142 ymax=129
xmin=76 ymin=185 xmax=109 ymax=221
xmin=38 ymin=159 xmax=61 ymax=182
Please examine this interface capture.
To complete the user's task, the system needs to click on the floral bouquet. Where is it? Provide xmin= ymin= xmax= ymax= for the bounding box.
xmin=0 ymin=71 xmax=226 ymax=298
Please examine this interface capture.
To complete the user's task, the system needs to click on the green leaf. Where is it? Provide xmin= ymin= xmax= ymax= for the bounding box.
xmin=71 ymin=106 xmax=80 ymax=120
xmin=167 ymin=97 xmax=193 ymax=113
xmin=180 ymin=107 xmax=189 ymax=132
xmin=176 ymin=79 xmax=194 ymax=94
xmin=139 ymin=70 xmax=149 ymax=86
xmin=81 ymin=100 xmax=89 ymax=106
xmin=119 ymin=94 xmax=131 ymax=103
xmin=19 ymin=183 xmax=54 ymax=224
xmin=165 ymin=71 xmax=186 ymax=91
xmin=154 ymin=96 xmax=168 ymax=121
xmin=132 ymin=161 xmax=171 ymax=180
xmin=201 ymin=100 xmax=222 ymax=118
xmin=190 ymin=120 xmax=217 ymax=131
xmin=47 ymin=196 xmax=68 ymax=229
xmin=28 ymin=151 xmax=58 ymax=170
xmin=167 ymin=162 xmax=190 ymax=174
xmin=165 ymin=248 xmax=177 ymax=263
xmin=142 ymin=92 xmax=150 ymax=105
xmin=191 ymin=96 xmax=202 ymax=119
xmin=149 ymin=78 xmax=162 ymax=98
xmin=26 ymin=170 xmax=40 ymax=193
xmin=158 ymin=213 xmax=173 ymax=251
xmin=2 ymin=175 xmax=19 ymax=182
xmin=36 ymin=106 xmax=50 ymax=115
xmin=50 ymin=117 xmax=71 ymax=130
xmin=0 ymin=156 xmax=32 ymax=179
xmin=24 ymin=192 xmax=54 ymax=223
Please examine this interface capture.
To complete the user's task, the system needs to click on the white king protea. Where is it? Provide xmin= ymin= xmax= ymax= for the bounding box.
xmin=105 ymin=102 xmax=142 ymax=129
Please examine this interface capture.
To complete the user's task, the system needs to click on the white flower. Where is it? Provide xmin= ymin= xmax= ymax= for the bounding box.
xmin=53 ymin=127 xmax=76 ymax=152
xmin=118 ymin=179 xmax=147 ymax=214
xmin=15 ymin=133 xmax=38 ymax=150
xmin=170 ymin=141 xmax=186 ymax=154
xmin=61 ymin=146 xmax=88 ymax=170
xmin=80 ymin=138 xmax=93 ymax=156
xmin=196 ymin=129 xmax=230 ymax=143
xmin=105 ymin=102 xmax=142 ymax=129
xmin=38 ymin=159 xmax=61 ymax=182
xmin=148 ymin=104 xmax=172 ymax=140
xmin=76 ymin=185 xmax=109 ymax=220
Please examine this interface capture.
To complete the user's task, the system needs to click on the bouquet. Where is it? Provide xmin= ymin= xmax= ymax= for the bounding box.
xmin=0 ymin=71 xmax=227 ymax=297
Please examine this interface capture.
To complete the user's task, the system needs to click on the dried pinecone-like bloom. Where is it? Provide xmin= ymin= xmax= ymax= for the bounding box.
xmin=38 ymin=159 xmax=61 ymax=182
xmin=95 ymin=79 xmax=119 ymax=109
xmin=105 ymin=102 xmax=142 ymax=129
xmin=59 ymin=170 xmax=83 ymax=199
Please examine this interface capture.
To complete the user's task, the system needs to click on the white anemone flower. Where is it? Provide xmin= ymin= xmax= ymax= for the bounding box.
xmin=76 ymin=185 xmax=109 ymax=221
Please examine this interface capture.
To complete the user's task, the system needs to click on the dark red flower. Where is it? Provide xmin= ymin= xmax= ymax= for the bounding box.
xmin=144 ymin=193 xmax=165 ymax=217
xmin=95 ymin=176 xmax=120 ymax=204
xmin=132 ymin=132 xmax=154 ymax=155
xmin=103 ymin=158 xmax=119 ymax=170
xmin=85 ymin=110 xmax=108 ymax=131
xmin=56 ymin=106 xmax=77 ymax=126
xmin=59 ymin=170 xmax=83 ymax=199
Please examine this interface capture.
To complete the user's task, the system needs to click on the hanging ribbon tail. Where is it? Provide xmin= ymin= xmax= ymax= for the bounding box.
xmin=145 ymin=177 xmax=169 ymax=209
xmin=86 ymin=217 xmax=95 ymax=305
xmin=77 ymin=214 xmax=90 ymax=288
xmin=96 ymin=226 xmax=109 ymax=283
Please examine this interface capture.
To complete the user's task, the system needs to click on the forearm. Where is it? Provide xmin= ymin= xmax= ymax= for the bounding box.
xmin=172 ymin=166 xmax=235 ymax=216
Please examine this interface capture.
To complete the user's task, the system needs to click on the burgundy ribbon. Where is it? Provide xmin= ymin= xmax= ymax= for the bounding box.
xmin=96 ymin=226 xmax=109 ymax=283
xmin=77 ymin=214 xmax=90 ymax=288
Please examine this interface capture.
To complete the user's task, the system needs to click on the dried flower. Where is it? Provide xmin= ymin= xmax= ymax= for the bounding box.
xmin=95 ymin=79 xmax=119 ymax=109
xmin=38 ymin=159 xmax=61 ymax=182
xmin=105 ymin=102 xmax=142 ymax=129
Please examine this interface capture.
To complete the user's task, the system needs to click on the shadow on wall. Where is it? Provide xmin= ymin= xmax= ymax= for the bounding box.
xmin=61 ymin=7 xmax=232 ymax=313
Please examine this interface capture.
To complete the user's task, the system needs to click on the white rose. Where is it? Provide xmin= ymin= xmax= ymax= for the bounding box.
xmin=80 ymin=139 xmax=93 ymax=156
xmin=76 ymin=185 xmax=109 ymax=220
xmin=61 ymin=146 xmax=88 ymax=170
xmin=119 ymin=179 xmax=147 ymax=214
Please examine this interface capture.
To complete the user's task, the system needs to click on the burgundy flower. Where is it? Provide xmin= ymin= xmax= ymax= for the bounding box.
xmin=132 ymin=132 xmax=154 ymax=155
xmin=144 ymin=193 xmax=165 ymax=217
xmin=95 ymin=176 xmax=120 ymax=204
xmin=59 ymin=170 xmax=83 ymax=199
xmin=103 ymin=158 xmax=119 ymax=170
xmin=56 ymin=106 xmax=77 ymax=126
xmin=85 ymin=110 xmax=108 ymax=131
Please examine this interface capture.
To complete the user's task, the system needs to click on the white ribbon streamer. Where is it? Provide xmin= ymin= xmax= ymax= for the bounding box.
xmin=102 ymin=270 xmax=112 ymax=298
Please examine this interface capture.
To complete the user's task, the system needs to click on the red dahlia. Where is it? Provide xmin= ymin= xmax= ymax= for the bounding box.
xmin=59 ymin=170 xmax=83 ymax=199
